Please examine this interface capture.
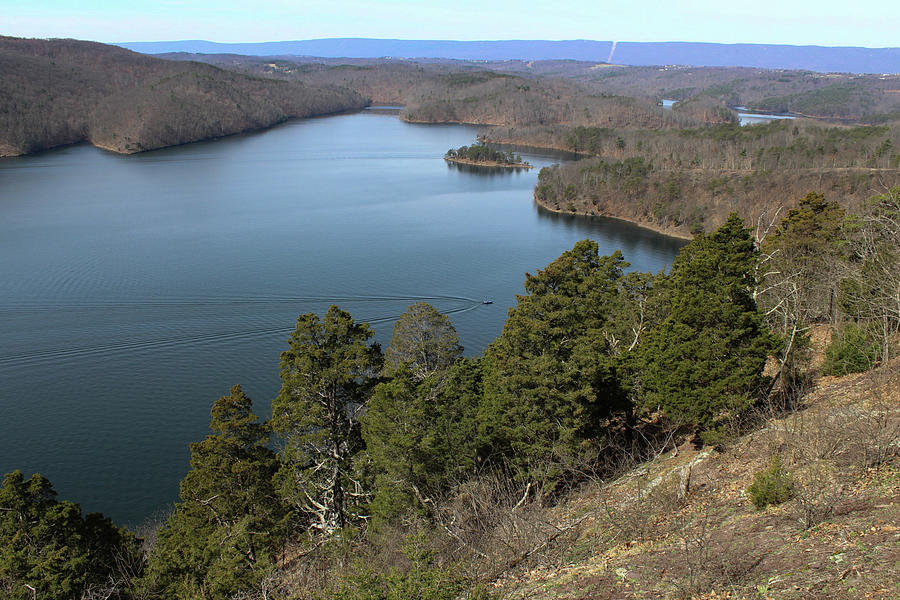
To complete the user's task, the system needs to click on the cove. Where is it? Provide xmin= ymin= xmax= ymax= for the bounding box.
xmin=0 ymin=111 xmax=685 ymax=525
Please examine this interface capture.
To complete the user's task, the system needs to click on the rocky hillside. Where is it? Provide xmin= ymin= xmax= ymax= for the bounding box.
xmin=0 ymin=37 xmax=367 ymax=156
xmin=492 ymin=360 xmax=900 ymax=600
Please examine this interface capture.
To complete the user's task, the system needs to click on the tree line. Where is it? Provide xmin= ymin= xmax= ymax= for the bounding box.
xmin=532 ymin=120 xmax=899 ymax=235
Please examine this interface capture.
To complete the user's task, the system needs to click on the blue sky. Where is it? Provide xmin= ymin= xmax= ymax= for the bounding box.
xmin=1 ymin=0 xmax=898 ymax=47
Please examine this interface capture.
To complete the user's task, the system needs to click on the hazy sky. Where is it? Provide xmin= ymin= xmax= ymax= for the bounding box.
xmin=2 ymin=0 xmax=898 ymax=48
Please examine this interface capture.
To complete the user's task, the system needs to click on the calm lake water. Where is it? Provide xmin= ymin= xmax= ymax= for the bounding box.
xmin=0 ymin=111 xmax=684 ymax=526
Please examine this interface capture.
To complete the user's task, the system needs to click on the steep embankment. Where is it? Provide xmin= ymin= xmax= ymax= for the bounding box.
xmin=494 ymin=360 xmax=900 ymax=600
xmin=0 ymin=37 xmax=367 ymax=156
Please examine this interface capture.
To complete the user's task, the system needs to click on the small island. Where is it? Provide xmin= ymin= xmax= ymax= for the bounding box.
xmin=445 ymin=142 xmax=533 ymax=168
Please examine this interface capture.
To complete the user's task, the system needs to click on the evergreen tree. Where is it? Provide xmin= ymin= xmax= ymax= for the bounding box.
xmin=362 ymin=357 xmax=483 ymax=525
xmin=432 ymin=356 xmax=484 ymax=481
xmin=271 ymin=306 xmax=382 ymax=534
xmin=144 ymin=385 xmax=284 ymax=600
xmin=0 ymin=471 xmax=140 ymax=600
xmin=481 ymin=241 xmax=630 ymax=482
xmin=363 ymin=366 xmax=435 ymax=524
xmin=384 ymin=302 xmax=463 ymax=379
xmin=639 ymin=214 xmax=776 ymax=442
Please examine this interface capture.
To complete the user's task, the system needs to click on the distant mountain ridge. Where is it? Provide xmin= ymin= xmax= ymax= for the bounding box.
xmin=117 ymin=38 xmax=900 ymax=74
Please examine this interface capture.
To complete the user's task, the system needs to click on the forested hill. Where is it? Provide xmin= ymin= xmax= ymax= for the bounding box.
xmin=118 ymin=38 xmax=900 ymax=74
xmin=0 ymin=37 xmax=367 ymax=156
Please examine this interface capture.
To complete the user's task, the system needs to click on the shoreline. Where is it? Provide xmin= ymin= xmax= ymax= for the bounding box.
xmin=533 ymin=193 xmax=694 ymax=241
xmin=4 ymin=105 xmax=367 ymax=158
xmin=444 ymin=157 xmax=533 ymax=169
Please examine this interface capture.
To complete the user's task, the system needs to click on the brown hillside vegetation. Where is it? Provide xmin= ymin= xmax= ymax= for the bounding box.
xmin=398 ymin=74 xmax=695 ymax=129
xmin=0 ymin=37 xmax=367 ymax=156
xmin=535 ymin=165 xmax=899 ymax=238
xmin=160 ymin=56 xmax=444 ymax=105
xmin=159 ymin=54 xmax=900 ymax=124
xmin=492 ymin=360 xmax=900 ymax=600
xmin=152 ymin=54 xmax=711 ymax=130
xmin=527 ymin=120 xmax=900 ymax=236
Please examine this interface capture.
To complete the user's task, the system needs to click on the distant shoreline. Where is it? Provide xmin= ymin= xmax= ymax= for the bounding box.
xmin=532 ymin=192 xmax=694 ymax=241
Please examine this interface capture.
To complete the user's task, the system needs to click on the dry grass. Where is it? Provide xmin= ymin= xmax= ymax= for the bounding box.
xmin=493 ymin=360 xmax=900 ymax=600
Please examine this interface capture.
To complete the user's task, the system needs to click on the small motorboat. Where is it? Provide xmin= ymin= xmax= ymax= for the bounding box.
xmin=482 ymin=299 xmax=493 ymax=304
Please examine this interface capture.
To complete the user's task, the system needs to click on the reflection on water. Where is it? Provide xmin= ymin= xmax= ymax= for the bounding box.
xmin=534 ymin=204 xmax=686 ymax=267
xmin=485 ymin=141 xmax=581 ymax=164
xmin=738 ymin=112 xmax=796 ymax=126
xmin=446 ymin=162 xmax=533 ymax=176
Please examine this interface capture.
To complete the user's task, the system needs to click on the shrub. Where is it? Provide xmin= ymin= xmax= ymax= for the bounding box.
xmin=747 ymin=456 xmax=794 ymax=509
xmin=327 ymin=532 xmax=487 ymax=600
xmin=822 ymin=323 xmax=878 ymax=376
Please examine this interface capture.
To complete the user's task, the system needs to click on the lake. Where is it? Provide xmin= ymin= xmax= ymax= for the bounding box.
xmin=0 ymin=111 xmax=685 ymax=526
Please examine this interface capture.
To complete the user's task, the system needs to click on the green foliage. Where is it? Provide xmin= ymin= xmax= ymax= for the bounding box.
xmin=432 ymin=357 xmax=485 ymax=478
xmin=272 ymin=306 xmax=382 ymax=533
xmin=639 ymin=215 xmax=776 ymax=438
xmin=747 ymin=456 xmax=795 ymax=509
xmin=363 ymin=355 xmax=483 ymax=526
xmin=384 ymin=302 xmax=462 ymax=379
xmin=363 ymin=368 xmax=439 ymax=524
xmin=0 ymin=471 xmax=141 ymax=600
xmin=482 ymin=240 xmax=630 ymax=482
xmin=822 ymin=323 xmax=879 ymax=376
xmin=767 ymin=192 xmax=845 ymax=251
xmin=143 ymin=385 xmax=285 ymax=600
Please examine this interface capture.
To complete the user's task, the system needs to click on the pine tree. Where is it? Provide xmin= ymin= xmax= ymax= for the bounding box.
xmin=362 ymin=366 xmax=434 ymax=524
xmin=0 ymin=471 xmax=140 ymax=600
xmin=144 ymin=385 xmax=284 ymax=599
xmin=639 ymin=214 xmax=776 ymax=442
xmin=383 ymin=302 xmax=463 ymax=379
xmin=362 ymin=354 xmax=486 ymax=525
xmin=481 ymin=241 xmax=630 ymax=482
xmin=271 ymin=306 xmax=382 ymax=534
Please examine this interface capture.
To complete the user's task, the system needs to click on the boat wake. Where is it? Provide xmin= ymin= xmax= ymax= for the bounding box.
xmin=0 ymin=293 xmax=486 ymax=368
